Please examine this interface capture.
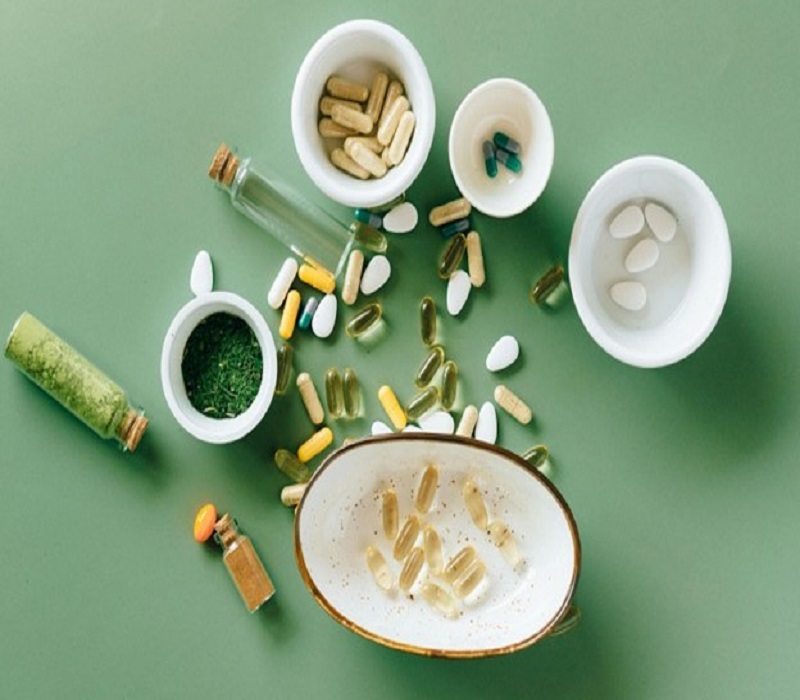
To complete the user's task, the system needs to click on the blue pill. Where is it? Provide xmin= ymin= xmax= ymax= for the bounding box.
xmin=354 ymin=208 xmax=383 ymax=229
xmin=482 ymin=141 xmax=497 ymax=179
xmin=440 ymin=218 xmax=470 ymax=238
xmin=298 ymin=296 xmax=319 ymax=330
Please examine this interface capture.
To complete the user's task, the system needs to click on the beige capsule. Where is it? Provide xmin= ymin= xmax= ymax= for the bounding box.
xmin=415 ymin=464 xmax=439 ymax=513
xmin=330 ymin=148 xmax=370 ymax=180
xmin=494 ymin=384 xmax=533 ymax=425
xmin=393 ymin=514 xmax=421 ymax=561
xmin=422 ymin=525 xmax=443 ymax=574
xmin=365 ymin=545 xmax=393 ymax=591
xmin=341 ymin=250 xmax=364 ymax=306
xmin=443 ymin=545 xmax=478 ymax=584
xmin=456 ymin=405 xmax=478 ymax=438
xmin=399 ymin=546 xmax=425 ymax=591
xmin=382 ymin=488 xmax=399 ymax=540
xmin=429 ymin=197 xmax=472 ymax=227
xmin=331 ymin=103 xmax=374 ymax=135
xmin=326 ymin=75 xmax=369 ymax=102
xmin=344 ymin=136 xmax=382 ymax=155
xmin=319 ymin=96 xmax=362 ymax=116
xmin=296 ymin=372 xmax=325 ymax=425
xmin=280 ymin=482 xmax=307 ymax=507
xmin=488 ymin=519 xmax=521 ymax=568
xmin=377 ymin=95 xmax=410 ymax=146
xmin=319 ymin=118 xmax=357 ymax=139
xmin=465 ymin=231 xmax=485 ymax=287
xmin=365 ymin=72 xmax=389 ymax=124
xmin=421 ymin=581 xmax=459 ymax=618
xmin=350 ymin=141 xmax=387 ymax=178
xmin=462 ymin=479 xmax=488 ymax=530
xmin=380 ymin=80 xmax=404 ymax=124
xmin=452 ymin=558 xmax=487 ymax=599
xmin=387 ymin=111 xmax=415 ymax=165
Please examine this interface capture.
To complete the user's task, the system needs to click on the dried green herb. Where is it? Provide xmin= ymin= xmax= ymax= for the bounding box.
xmin=181 ymin=313 xmax=262 ymax=418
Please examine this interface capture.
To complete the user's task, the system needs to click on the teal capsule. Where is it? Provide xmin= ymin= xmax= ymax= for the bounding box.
xmin=530 ymin=264 xmax=567 ymax=306
xmin=345 ymin=303 xmax=382 ymax=338
xmin=493 ymin=131 xmax=521 ymax=155
xmin=275 ymin=343 xmax=293 ymax=396
xmin=415 ymin=345 xmax=445 ymax=388
xmin=343 ymin=367 xmax=361 ymax=419
xmin=368 ymin=192 xmax=405 ymax=214
xmin=406 ymin=385 xmax=440 ymax=421
xmin=325 ymin=367 xmax=344 ymax=418
xmin=420 ymin=296 xmax=437 ymax=346
xmin=440 ymin=218 xmax=470 ymax=238
xmin=354 ymin=208 xmax=384 ymax=229
xmin=440 ymin=360 xmax=458 ymax=411
xmin=495 ymin=148 xmax=522 ymax=173
xmin=298 ymin=297 xmax=318 ymax=330
xmin=350 ymin=222 xmax=388 ymax=253
xmin=274 ymin=448 xmax=311 ymax=482
xmin=482 ymin=141 xmax=497 ymax=178
xmin=438 ymin=233 xmax=467 ymax=280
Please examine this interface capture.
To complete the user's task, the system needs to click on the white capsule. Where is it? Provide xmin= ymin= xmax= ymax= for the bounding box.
xmin=382 ymin=202 xmax=418 ymax=234
xmin=360 ymin=255 xmax=391 ymax=295
xmin=486 ymin=335 xmax=519 ymax=372
xmin=645 ymin=202 xmax=677 ymax=242
xmin=190 ymin=250 xmax=213 ymax=296
xmin=475 ymin=401 xmax=497 ymax=444
xmin=610 ymin=281 xmax=647 ymax=311
xmin=268 ymin=257 xmax=299 ymax=309
xmin=625 ymin=238 xmax=660 ymax=273
xmin=609 ymin=204 xmax=645 ymax=239
xmin=341 ymin=250 xmax=364 ymax=306
xmin=446 ymin=270 xmax=472 ymax=316
xmin=371 ymin=420 xmax=394 ymax=436
xmin=311 ymin=293 xmax=338 ymax=338
xmin=417 ymin=411 xmax=455 ymax=434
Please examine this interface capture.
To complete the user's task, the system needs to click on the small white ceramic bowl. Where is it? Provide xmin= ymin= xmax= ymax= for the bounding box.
xmin=569 ymin=156 xmax=731 ymax=368
xmin=291 ymin=19 xmax=436 ymax=209
xmin=449 ymin=78 xmax=555 ymax=218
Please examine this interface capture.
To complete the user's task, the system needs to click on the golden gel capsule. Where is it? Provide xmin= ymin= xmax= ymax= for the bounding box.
xmin=420 ymin=296 xmax=437 ymax=346
xmin=414 ymin=345 xmax=445 ymax=388
xmin=382 ymin=488 xmax=399 ymax=540
xmin=522 ymin=444 xmax=551 ymax=475
xmin=393 ymin=514 xmax=421 ymax=561
xmin=421 ymin=581 xmax=459 ymax=618
xmin=280 ymin=483 xmax=307 ymax=507
xmin=345 ymin=303 xmax=382 ymax=338
xmin=331 ymin=148 xmax=369 ymax=180
xmin=330 ymin=103 xmax=373 ymax=135
xmin=326 ymin=75 xmax=369 ymax=102
xmin=488 ymin=519 xmax=521 ymax=568
xmin=342 ymin=250 xmax=364 ymax=306
xmin=299 ymin=263 xmax=336 ymax=294
xmin=275 ymin=343 xmax=293 ymax=395
xmin=343 ymin=367 xmax=361 ymax=418
xmin=415 ymin=464 xmax=439 ymax=513
xmin=378 ymin=385 xmax=407 ymax=430
xmin=297 ymin=426 xmax=333 ymax=463
xmin=325 ymin=367 xmax=344 ymax=418
xmin=349 ymin=221 xmax=387 ymax=253
xmin=365 ymin=72 xmax=389 ymax=125
xmin=320 ymin=96 xmax=362 ymax=116
xmin=297 ymin=372 xmax=324 ymax=425
xmin=274 ymin=448 xmax=312 ymax=482
xmin=456 ymin=404 xmax=478 ymax=438
xmin=462 ymin=479 xmax=488 ymax=530
xmin=438 ymin=232 xmax=467 ymax=279
xmin=443 ymin=545 xmax=478 ymax=584
xmin=429 ymin=197 xmax=472 ymax=227
xmin=422 ymin=525 xmax=443 ymax=574
xmin=452 ymin=558 xmax=487 ymax=599
xmin=365 ymin=545 xmax=393 ymax=591
xmin=406 ymin=385 xmax=439 ymax=421
xmin=440 ymin=360 xmax=458 ymax=411
xmin=530 ymin=263 xmax=567 ymax=306
xmin=494 ymin=384 xmax=533 ymax=425
xmin=466 ymin=231 xmax=485 ymax=287
xmin=399 ymin=546 xmax=425 ymax=591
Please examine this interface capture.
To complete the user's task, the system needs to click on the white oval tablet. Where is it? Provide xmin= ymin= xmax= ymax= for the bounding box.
xmin=312 ymin=293 xmax=337 ymax=338
xmin=609 ymin=204 xmax=645 ymax=239
xmin=190 ymin=250 xmax=213 ymax=296
xmin=486 ymin=335 xmax=520 ymax=372
xmin=645 ymin=202 xmax=677 ymax=242
xmin=475 ymin=401 xmax=497 ymax=444
xmin=610 ymin=281 xmax=647 ymax=311
xmin=371 ymin=421 xmax=393 ymax=436
xmin=360 ymin=255 xmax=391 ymax=295
xmin=417 ymin=411 xmax=455 ymax=434
xmin=446 ymin=270 xmax=472 ymax=316
xmin=624 ymin=238 xmax=660 ymax=273
xmin=268 ymin=257 xmax=298 ymax=309
xmin=382 ymin=202 xmax=418 ymax=234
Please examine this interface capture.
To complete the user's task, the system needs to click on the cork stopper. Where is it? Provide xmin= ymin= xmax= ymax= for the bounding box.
xmin=208 ymin=143 xmax=239 ymax=187
xmin=118 ymin=410 xmax=149 ymax=452
xmin=214 ymin=513 xmax=239 ymax=548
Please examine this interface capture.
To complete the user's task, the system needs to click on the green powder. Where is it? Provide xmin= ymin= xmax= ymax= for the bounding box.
xmin=181 ymin=312 xmax=263 ymax=418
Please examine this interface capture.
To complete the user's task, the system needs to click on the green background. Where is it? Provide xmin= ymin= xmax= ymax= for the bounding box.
xmin=1 ymin=1 xmax=798 ymax=698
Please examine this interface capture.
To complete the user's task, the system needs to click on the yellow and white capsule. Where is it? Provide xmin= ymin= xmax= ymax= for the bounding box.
xmin=279 ymin=290 xmax=301 ymax=340
xmin=415 ymin=464 xmax=439 ymax=513
xmin=494 ymin=384 xmax=533 ymax=425
xmin=462 ymin=479 xmax=488 ymax=530
xmin=365 ymin=545 xmax=393 ymax=591
xmin=378 ymin=385 xmax=407 ymax=430
xmin=297 ymin=426 xmax=333 ymax=463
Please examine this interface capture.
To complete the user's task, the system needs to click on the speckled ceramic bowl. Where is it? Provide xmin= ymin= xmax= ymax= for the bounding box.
xmin=294 ymin=434 xmax=581 ymax=657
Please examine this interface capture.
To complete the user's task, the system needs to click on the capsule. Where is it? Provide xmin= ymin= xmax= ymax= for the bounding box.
xmin=522 ymin=444 xmax=550 ymax=472
xmin=393 ymin=514 xmax=421 ymax=561
xmin=429 ymin=197 xmax=472 ymax=227
xmin=415 ymin=464 xmax=439 ymax=513
xmin=267 ymin=257 xmax=298 ymax=309
xmin=344 ymin=135 xmax=382 ymax=156
xmin=414 ymin=345 xmax=445 ymax=388
xmin=488 ymin=519 xmax=521 ymax=568
xmin=438 ymin=233 xmax=466 ymax=279
xmin=354 ymin=209 xmax=383 ymax=229
xmin=296 ymin=427 xmax=333 ymax=463
xmin=279 ymin=290 xmax=301 ymax=340
xmin=365 ymin=72 xmax=389 ymax=125
xmin=380 ymin=80 xmax=404 ymax=125
xmin=377 ymin=95 xmax=409 ymax=146
xmin=319 ymin=118 xmax=357 ymax=139
xmin=494 ymin=384 xmax=533 ymax=425
xmin=345 ymin=303 xmax=382 ymax=338
xmin=275 ymin=343 xmax=293 ymax=395
xmin=296 ymin=372 xmax=324 ymax=425
xmin=495 ymin=147 xmax=522 ymax=173
xmin=326 ymin=75 xmax=369 ymax=102
xmin=530 ymin=263 xmax=567 ymax=306
xmin=298 ymin=263 xmax=336 ymax=294
xmin=493 ymin=131 xmax=521 ymax=155
xmin=452 ymin=558 xmax=487 ymax=599
xmin=420 ymin=296 xmax=437 ymax=346
xmin=456 ymin=404 xmax=478 ymax=437
xmin=298 ymin=297 xmax=318 ymax=330
xmin=422 ymin=525 xmax=443 ymax=574
xmin=387 ymin=110 xmax=415 ymax=166
xmin=341 ymin=250 xmax=364 ymax=306
xmin=382 ymin=488 xmax=399 ymax=540
xmin=349 ymin=222 xmax=388 ymax=253
xmin=330 ymin=103 xmax=373 ymax=135
xmin=331 ymin=148 xmax=370 ymax=180
xmin=274 ymin=448 xmax=312 ymax=482
xmin=319 ymin=96 xmax=362 ymax=116
xmin=343 ymin=367 xmax=361 ymax=418
xmin=440 ymin=218 xmax=470 ymax=239
xmin=443 ymin=545 xmax=478 ymax=584
xmin=193 ymin=503 xmax=218 ymax=543
xmin=482 ymin=141 xmax=497 ymax=178
xmin=378 ymin=385 xmax=407 ymax=430
xmin=280 ymin=483 xmax=306 ymax=507
xmin=325 ymin=367 xmax=344 ymax=418
xmin=440 ymin=360 xmax=458 ymax=410
xmin=463 ymin=479 xmax=488 ymax=530
xmin=398 ymin=546 xmax=425 ymax=591
xmin=465 ymin=231 xmax=485 ymax=288
xmin=350 ymin=141 xmax=387 ymax=179
xmin=406 ymin=385 xmax=439 ymax=421
xmin=421 ymin=581 xmax=459 ymax=618
xmin=365 ymin=546 xmax=393 ymax=592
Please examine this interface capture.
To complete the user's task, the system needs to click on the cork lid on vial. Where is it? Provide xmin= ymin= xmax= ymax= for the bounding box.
xmin=208 ymin=143 xmax=239 ymax=187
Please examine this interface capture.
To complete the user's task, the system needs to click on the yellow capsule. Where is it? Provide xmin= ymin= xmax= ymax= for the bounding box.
xmin=325 ymin=367 xmax=344 ymax=418
xmin=406 ymin=385 xmax=439 ymax=421
xmin=318 ymin=118 xmax=357 ymax=139
xmin=298 ymin=263 xmax=336 ymax=294
xmin=387 ymin=110 xmax=415 ymax=166
xmin=345 ymin=302 xmax=382 ymax=338
xmin=420 ymin=296 xmax=437 ymax=346
xmin=415 ymin=464 xmax=439 ymax=513
xmin=378 ymin=385 xmax=407 ymax=430
xmin=364 ymin=72 xmax=389 ymax=125
xmin=377 ymin=95 xmax=409 ymax=146
xmin=379 ymin=80 xmax=404 ymax=125
xmin=398 ymin=546 xmax=425 ymax=591
xmin=382 ymin=488 xmax=399 ymax=540
xmin=280 ymin=483 xmax=307 ymax=507
xmin=452 ymin=558 xmax=487 ymax=599
xmin=440 ymin=360 xmax=458 ymax=411
xmin=275 ymin=343 xmax=293 ymax=395
xmin=296 ymin=372 xmax=324 ymax=425
xmin=488 ymin=519 xmax=521 ymax=568
xmin=443 ymin=545 xmax=478 ymax=584
xmin=462 ymin=479 xmax=488 ymax=530
xmin=326 ymin=75 xmax=369 ymax=102
xmin=438 ymin=232 xmax=466 ymax=279
xmin=297 ymin=427 xmax=333 ymax=463
xmin=331 ymin=148 xmax=369 ymax=180
xmin=341 ymin=250 xmax=364 ymax=306
xmin=494 ymin=384 xmax=533 ymax=425
xmin=330 ymin=103 xmax=373 ymax=135
xmin=193 ymin=503 xmax=218 ymax=543
xmin=279 ymin=290 xmax=301 ymax=340
xmin=319 ymin=95 xmax=362 ymax=116
xmin=414 ymin=345 xmax=445 ymax=388
xmin=393 ymin=514 xmax=421 ymax=561
xmin=343 ymin=367 xmax=361 ymax=418
xmin=466 ymin=231 xmax=485 ymax=287
xmin=456 ymin=404 xmax=478 ymax=437
xmin=365 ymin=545 xmax=393 ymax=591
xmin=421 ymin=581 xmax=459 ymax=618
xmin=274 ymin=448 xmax=312 ymax=482
xmin=429 ymin=197 xmax=472 ymax=227
xmin=422 ymin=525 xmax=443 ymax=574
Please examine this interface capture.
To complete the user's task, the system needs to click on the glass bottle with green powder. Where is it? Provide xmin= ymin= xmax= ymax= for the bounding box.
xmin=4 ymin=312 xmax=148 ymax=451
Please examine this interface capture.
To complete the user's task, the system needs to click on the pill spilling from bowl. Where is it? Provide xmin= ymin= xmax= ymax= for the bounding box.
xmin=294 ymin=434 xmax=580 ymax=657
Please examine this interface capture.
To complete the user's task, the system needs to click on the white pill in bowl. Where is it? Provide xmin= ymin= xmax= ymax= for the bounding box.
xmin=644 ymin=202 xmax=677 ymax=242
xmin=609 ymin=204 xmax=645 ymax=239
xmin=610 ymin=281 xmax=647 ymax=311
xmin=624 ymin=238 xmax=660 ymax=273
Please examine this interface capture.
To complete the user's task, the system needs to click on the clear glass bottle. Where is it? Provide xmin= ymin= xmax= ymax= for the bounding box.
xmin=4 ymin=312 xmax=148 ymax=451
xmin=209 ymin=143 xmax=383 ymax=277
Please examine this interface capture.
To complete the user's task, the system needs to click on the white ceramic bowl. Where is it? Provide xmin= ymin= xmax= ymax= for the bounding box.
xmin=294 ymin=434 xmax=581 ymax=657
xmin=569 ymin=156 xmax=731 ymax=368
xmin=449 ymin=78 xmax=555 ymax=218
xmin=291 ymin=20 xmax=436 ymax=208
xmin=161 ymin=291 xmax=277 ymax=444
